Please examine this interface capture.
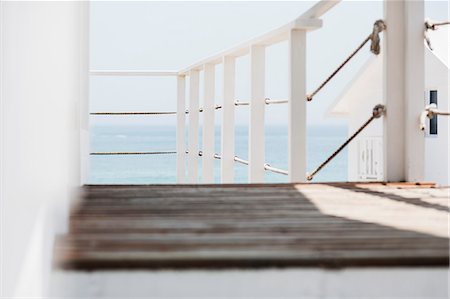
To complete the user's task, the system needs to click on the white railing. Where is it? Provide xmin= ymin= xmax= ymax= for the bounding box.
xmin=90 ymin=0 xmax=431 ymax=185
xmin=89 ymin=1 xmax=340 ymax=184
xmin=177 ymin=0 xmax=339 ymax=184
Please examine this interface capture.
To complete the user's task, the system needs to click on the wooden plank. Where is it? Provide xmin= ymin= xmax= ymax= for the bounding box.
xmin=56 ymin=183 xmax=449 ymax=270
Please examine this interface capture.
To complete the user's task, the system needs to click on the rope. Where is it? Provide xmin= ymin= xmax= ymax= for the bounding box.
xmin=93 ymin=105 xmax=223 ymax=116
xmin=425 ymin=20 xmax=450 ymax=50
xmin=307 ymin=20 xmax=386 ymax=102
xmin=91 ymin=111 xmax=176 ymax=115
xmin=235 ymin=100 xmax=250 ymax=106
xmin=265 ymin=98 xmax=288 ymax=105
xmin=426 ymin=20 xmax=450 ymax=30
xmin=264 ymin=164 xmax=288 ymax=175
xmin=90 ymin=151 xmax=176 ymax=155
xmin=234 ymin=156 xmax=249 ymax=165
xmin=307 ymin=104 xmax=385 ymax=181
xmin=420 ymin=104 xmax=450 ymax=131
xmin=188 ymin=105 xmax=222 ymax=114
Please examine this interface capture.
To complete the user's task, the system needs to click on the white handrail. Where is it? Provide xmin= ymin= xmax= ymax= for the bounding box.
xmin=90 ymin=70 xmax=178 ymax=76
xmin=178 ymin=1 xmax=340 ymax=75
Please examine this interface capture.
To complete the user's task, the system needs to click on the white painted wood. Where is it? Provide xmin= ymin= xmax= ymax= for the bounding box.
xmin=221 ymin=56 xmax=236 ymax=183
xmin=202 ymin=64 xmax=215 ymax=183
xmin=383 ymin=0 xmax=425 ymax=182
xmin=90 ymin=70 xmax=178 ymax=76
xmin=188 ymin=70 xmax=200 ymax=183
xmin=176 ymin=76 xmax=186 ymax=183
xmin=179 ymin=19 xmax=321 ymax=76
xmin=404 ymin=0 xmax=425 ymax=182
xmin=383 ymin=1 xmax=406 ymax=182
xmin=300 ymin=0 xmax=342 ymax=19
xmin=288 ymin=29 xmax=307 ymax=183
xmin=249 ymin=45 xmax=266 ymax=183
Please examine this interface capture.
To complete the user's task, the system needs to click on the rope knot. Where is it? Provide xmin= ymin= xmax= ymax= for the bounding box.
xmin=425 ymin=20 xmax=436 ymax=31
xmin=372 ymin=104 xmax=386 ymax=118
xmin=370 ymin=20 xmax=386 ymax=55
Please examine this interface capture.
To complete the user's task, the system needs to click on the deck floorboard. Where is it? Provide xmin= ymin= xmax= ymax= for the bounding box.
xmin=55 ymin=183 xmax=449 ymax=270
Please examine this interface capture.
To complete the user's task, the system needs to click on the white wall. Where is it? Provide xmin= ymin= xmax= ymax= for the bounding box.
xmin=343 ymin=49 xmax=449 ymax=185
xmin=424 ymin=49 xmax=449 ymax=186
xmin=347 ymin=102 xmax=383 ymax=181
xmin=0 ymin=2 xmax=88 ymax=297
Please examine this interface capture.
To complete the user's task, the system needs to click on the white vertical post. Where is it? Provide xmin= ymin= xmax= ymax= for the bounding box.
xmin=221 ymin=56 xmax=236 ymax=183
xmin=383 ymin=0 xmax=425 ymax=182
xmin=404 ymin=0 xmax=425 ymax=182
xmin=288 ymin=29 xmax=307 ymax=183
xmin=383 ymin=0 xmax=405 ymax=182
xmin=176 ymin=75 xmax=186 ymax=183
xmin=202 ymin=64 xmax=215 ymax=183
xmin=188 ymin=70 xmax=200 ymax=183
xmin=249 ymin=45 xmax=266 ymax=183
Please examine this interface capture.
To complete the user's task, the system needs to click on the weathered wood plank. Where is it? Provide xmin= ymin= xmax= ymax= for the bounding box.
xmin=55 ymin=183 xmax=449 ymax=270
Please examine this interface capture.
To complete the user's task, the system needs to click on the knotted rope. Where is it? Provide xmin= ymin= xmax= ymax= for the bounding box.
xmin=370 ymin=20 xmax=387 ymax=55
xmin=307 ymin=20 xmax=386 ymax=102
xmin=425 ymin=20 xmax=450 ymax=50
xmin=307 ymin=104 xmax=386 ymax=181
xmin=420 ymin=103 xmax=450 ymax=131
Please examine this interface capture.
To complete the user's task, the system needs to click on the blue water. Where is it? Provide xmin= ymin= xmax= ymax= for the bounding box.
xmin=89 ymin=125 xmax=347 ymax=184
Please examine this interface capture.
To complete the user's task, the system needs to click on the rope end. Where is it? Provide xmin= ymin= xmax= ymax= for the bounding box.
xmin=306 ymin=95 xmax=313 ymax=102
xmin=306 ymin=174 xmax=313 ymax=181
xmin=370 ymin=19 xmax=386 ymax=55
xmin=372 ymin=104 xmax=386 ymax=118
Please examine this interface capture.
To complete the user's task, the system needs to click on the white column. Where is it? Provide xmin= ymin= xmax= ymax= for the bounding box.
xmin=288 ymin=29 xmax=307 ymax=183
xmin=404 ymin=1 xmax=425 ymax=182
xmin=202 ymin=64 xmax=215 ymax=183
xmin=249 ymin=45 xmax=266 ymax=183
xmin=188 ymin=70 xmax=200 ymax=183
xmin=221 ymin=56 xmax=236 ymax=183
xmin=176 ymin=75 xmax=186 ymax=183
xmin=383 ymin=0 xmax=425 ymax=182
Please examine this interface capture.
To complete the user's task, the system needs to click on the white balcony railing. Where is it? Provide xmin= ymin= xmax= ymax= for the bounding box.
xmin=89 ymin=1 xmax=340 ymax=184
xmin=90 ymin=0 xmax=430 ymax=184
xmin=177 ymin=0 xmax=339 ymax=184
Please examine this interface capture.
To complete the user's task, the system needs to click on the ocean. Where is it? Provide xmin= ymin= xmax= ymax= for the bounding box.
xmin=89 ymin=125 xmax=348 ymax=184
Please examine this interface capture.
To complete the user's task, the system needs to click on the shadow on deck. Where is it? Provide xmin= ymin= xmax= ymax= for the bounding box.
xmin=54 ymin=182 xmax=449 ymax=270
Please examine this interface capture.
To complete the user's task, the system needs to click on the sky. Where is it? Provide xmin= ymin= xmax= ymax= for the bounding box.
xmin=89 ymin=1 xmax=449 ymax=127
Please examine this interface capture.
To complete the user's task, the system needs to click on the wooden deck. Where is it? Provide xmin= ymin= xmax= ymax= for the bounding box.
xmin=55 ymin=183 xmax=449 ymax=270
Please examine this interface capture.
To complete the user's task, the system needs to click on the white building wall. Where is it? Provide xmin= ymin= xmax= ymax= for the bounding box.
xmin=343 ymin=49 xmax=449 ymax=185
xmin=347 ymin=98 xmax=383 ymax=181
xmin=424 ymin=50 xmax=449 ymax=186
xmin=0 ymin=2 xmax=88 ymax=297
